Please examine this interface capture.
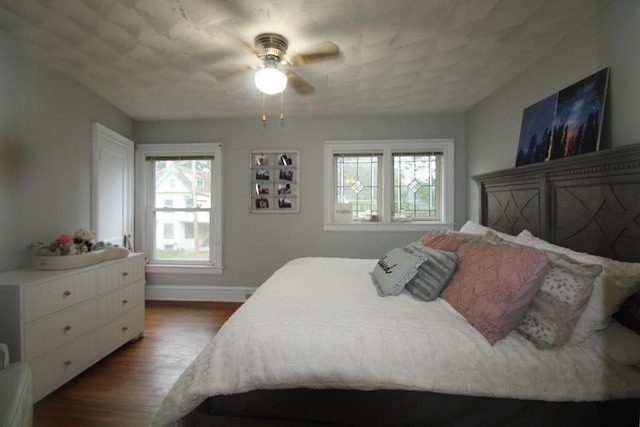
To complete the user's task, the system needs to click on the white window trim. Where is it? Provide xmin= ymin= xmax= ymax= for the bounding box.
xmin=323 ymin=139 xmax=454 ymax=231
xmin=135 ymin=143 xmax=223 ymax=275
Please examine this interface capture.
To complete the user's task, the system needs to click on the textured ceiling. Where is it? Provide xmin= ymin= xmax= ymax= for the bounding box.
xmin=0 ymin=0 xmax=608 ymax=120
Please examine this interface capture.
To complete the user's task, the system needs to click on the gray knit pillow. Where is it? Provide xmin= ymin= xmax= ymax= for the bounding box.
xmin=403 ymin=242 xmax=458 ymax=301
xmin=370 ymin=247 xmax=429 ymax=296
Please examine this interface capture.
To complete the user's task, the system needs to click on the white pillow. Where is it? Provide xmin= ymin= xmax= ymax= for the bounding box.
xmin=458 ymin=220 xmax=518 ymax=242
xmin=590 ymin=320 xmax=640 ymax=367
xmin=515 ymin=230 xmax=640 ymax=343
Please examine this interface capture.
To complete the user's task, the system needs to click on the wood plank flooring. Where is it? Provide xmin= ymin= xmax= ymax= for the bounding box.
xmin=33 ymin=300 xmax=242 ymax=427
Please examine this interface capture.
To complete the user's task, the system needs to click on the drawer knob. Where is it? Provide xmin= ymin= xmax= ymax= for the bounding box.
xmin=122 ymin=299 xmax=128 ymax=305
xmin=63 ymin=360 xmax=72 ymax=367
xmin=63 ymin=290 xmax=71 ymax=297
xmin=63 ymin=325 xmax=72 ymax=332
xmin=121 ymin=326 xmax=128 ymax=332
xmin=122 ymin=272 xmax=129 ymax=277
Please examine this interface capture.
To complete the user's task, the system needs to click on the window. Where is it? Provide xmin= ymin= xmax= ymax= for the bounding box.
xmin=136 ymin=143 xmax=223 ymax=274
xmin=334 ymin=153 xmax=381 ymax=221
xmin=324 ymin=139 xmax=454 ymax=231
xmin=393 ymin=152 xmax=441 ymax=220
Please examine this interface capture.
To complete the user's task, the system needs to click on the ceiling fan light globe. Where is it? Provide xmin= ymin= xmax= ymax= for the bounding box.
xmin=255 ymin=68 xmax=287 ymax=95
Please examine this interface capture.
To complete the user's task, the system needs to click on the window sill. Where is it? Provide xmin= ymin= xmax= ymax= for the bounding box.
xmin=146 ymin=264 xmax=224 ymax=275
xmin=323 ymin=222 xmax=454 ymax=232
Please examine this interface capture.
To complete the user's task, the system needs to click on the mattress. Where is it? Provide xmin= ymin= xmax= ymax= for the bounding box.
xmin=152 ymin=257 xmax=640 ymax=426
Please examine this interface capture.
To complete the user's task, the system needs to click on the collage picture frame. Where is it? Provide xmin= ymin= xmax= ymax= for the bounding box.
xmin=250 ymin=150 xmax=300 ymax=213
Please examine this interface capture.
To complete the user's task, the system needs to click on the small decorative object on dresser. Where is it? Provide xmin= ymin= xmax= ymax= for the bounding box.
xmin=250 ymin=150 xmax=300 ymax=213
xmin=0 ymin=252 xmax=145 ymax=402
xmin=29 ymin=229 xmax=130 ymax=271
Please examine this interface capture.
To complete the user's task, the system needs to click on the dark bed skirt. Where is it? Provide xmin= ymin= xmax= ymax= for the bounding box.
xmin=182 ymin=388 xmax=640 ymax=427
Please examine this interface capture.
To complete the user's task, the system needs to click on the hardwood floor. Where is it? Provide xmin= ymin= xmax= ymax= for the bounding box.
xmin=33 ymin=300 xmax=242 ymax=427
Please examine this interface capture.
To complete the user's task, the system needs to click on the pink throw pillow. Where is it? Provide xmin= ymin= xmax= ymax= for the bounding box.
xmin=420 ymin=230 xmax=469 ymax=252
xmin=424 ymin=233 xmax=549 ymax=344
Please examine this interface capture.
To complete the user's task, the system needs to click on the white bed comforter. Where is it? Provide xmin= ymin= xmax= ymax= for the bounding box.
xmin=152 ymin=257 xmax=640 ymax=426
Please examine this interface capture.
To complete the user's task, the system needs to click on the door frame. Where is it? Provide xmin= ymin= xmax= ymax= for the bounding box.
xmin=91 ymin=122 xmax=134 ymax=246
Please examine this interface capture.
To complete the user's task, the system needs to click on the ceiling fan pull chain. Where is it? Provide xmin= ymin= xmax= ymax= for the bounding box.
xmin=262 ymin=92 xmax=267 ymax=128
xmin=280 ymin=92 xmax=285 ymax=126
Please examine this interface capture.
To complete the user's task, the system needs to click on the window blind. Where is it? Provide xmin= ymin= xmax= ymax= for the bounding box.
xmin=145 ymin=155 xmax=214 ymax=161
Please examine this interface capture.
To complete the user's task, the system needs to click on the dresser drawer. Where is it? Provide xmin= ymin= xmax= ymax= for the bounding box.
xmin=24 ymin=301 xmax=97 ymax=360
xmin=96 ymin=304 xmax=144 ymax=356
xmin=30 ymin=332 xmax=98 ymax=401
xmin=23 ymin=272 xmax=94 ymax=322
xmin=97 ymin=281 xmax=145 ymax=325
xmin=93 ymin=255 xmax=145 ymax=295
xmin=119 ymin=255 xmax=145 ymax=285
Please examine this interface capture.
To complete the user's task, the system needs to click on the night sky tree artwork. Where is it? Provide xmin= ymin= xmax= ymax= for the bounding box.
xmin=549 ymin=67 xmax=609 ymax=160
xmin=516 ymin=93 xmax=557 ymax=166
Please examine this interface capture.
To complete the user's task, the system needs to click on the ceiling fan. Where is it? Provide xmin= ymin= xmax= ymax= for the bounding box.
xmin=224 ymin=33 xmax=340 ymax=96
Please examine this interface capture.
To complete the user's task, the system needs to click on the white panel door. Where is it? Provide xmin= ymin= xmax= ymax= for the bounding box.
xmin=92 ymin=123 xmax=134 ymax=246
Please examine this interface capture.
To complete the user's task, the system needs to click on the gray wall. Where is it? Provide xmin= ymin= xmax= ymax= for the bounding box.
xmin=134 ymin=114 xmax=465 ymax=289
xmin=0 ymin=46 xmax=133 ymax=272
xmin=465 ymin=0 xmax=640 ymax=220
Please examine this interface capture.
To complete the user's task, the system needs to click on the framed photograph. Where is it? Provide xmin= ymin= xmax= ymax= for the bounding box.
xmin=279 ymin=168 xmax=293 ymax=181
xmin=278 ymin=153 xmax=293 ymax=166
xmin=278 ymin=198 xmax=293 ymax=209
xmin=277 ymin=182 xmax=291 ymax=195
xmin=255 ymin=168 xmax=270 ymax=181
xmin=255 ymin=154 xmax=269 ymax=166
xmin=250 ymin=150 xmax=300 ymax=213
xmin=255 ymin=183 xmax=271 ymax=195
xmin=255 ymin=198 xmax=269 ymax=209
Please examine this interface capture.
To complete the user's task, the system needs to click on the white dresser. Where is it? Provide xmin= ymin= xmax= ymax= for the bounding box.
xmin=0 ymin=253 xmax=145 ymax=402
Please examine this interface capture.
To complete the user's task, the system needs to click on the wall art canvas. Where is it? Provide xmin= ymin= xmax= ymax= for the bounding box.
xmin=515 ymin=93 xmax=558 ymax=166
xmin=548 ymin=68 xmax=609 ymax=160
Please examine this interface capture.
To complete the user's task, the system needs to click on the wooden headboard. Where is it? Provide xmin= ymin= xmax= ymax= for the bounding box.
xmin=472 ymin=143 xmax=640 ymax=263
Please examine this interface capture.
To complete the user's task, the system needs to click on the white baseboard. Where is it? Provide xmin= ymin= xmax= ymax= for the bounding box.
xmin=145 ymin=284 xmax=258 ymax=302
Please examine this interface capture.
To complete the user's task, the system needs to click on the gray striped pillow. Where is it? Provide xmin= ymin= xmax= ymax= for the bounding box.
xmin=403 ymin=242 xmax=458 ymax=301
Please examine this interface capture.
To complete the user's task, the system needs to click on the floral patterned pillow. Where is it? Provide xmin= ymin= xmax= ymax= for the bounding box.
xmin=515 ymin=251 xmax=602 ymax=350
xmin=516 ymin=230 xmax=640 ymax=343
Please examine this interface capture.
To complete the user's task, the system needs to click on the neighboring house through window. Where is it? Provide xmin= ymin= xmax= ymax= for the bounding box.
xmin=163 ymin=223 xmax=174 ymax=240
xmin=324 ymin=139 xmax=454 ymax=231
xmin=136 ymin=143 xmax=223 ymax=274
xmin=184 ymin=222 xmax=194 ymax=239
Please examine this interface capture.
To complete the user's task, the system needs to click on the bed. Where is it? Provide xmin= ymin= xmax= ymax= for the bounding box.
xmin=152 ymin=143 xmax=640 ymax=427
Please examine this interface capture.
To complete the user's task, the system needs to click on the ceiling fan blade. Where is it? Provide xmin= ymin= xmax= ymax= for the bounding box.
xmin=284 ymin=70 xmax=315 ymax=96
xmin=213 ymin=65 xmax=253 ymax=82
xmin=203 ymin=25 xmax=257 ymax=56
xmin=288 ymin=41 xmax=340 ymax=66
